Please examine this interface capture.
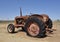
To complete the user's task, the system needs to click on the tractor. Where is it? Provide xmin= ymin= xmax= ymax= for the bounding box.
xmin=7 ymin=8 xmax=53 ymax=37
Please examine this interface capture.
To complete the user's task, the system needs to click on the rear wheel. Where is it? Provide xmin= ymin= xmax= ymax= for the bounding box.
xmin=7 ymin=24 xmax=15 ymax=33
xmin=24 ymin=17 xmax=46 ymax=37
xmin=47 ymin=18 xmax=53 ymax=29
xmin=46 ymin=18 xmax=53 ymax=33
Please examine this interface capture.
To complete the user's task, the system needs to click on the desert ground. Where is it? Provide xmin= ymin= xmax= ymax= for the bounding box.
xmin=0 ymin=21 xmax=60 ymax=42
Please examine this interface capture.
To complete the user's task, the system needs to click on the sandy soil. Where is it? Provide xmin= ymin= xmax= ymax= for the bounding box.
xmin=0 ymin=22 xmax=60 ymax=42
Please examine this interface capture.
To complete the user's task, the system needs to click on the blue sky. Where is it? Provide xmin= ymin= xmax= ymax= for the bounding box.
xmin=0 ymin=0 xmax=60 ymax=20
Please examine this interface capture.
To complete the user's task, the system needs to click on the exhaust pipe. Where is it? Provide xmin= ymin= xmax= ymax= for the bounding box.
xmin=20 ymin=8 xmax=22 ymax=16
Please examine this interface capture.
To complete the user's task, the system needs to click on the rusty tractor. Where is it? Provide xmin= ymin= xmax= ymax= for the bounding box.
xmin=7 ymin=8 xmax=53 ymax=37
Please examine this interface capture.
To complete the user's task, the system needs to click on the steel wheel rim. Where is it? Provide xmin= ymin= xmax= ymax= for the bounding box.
xmin=27 ymin=23 xmax=40 ymax=36
xmin=8 ymin=25 xmax=12 ymax=32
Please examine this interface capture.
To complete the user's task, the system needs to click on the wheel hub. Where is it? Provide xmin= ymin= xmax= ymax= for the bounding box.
xmin=27 ymin=23 xmax=40 ymax=36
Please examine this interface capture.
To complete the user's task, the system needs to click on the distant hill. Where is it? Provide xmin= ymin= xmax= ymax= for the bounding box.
xmin=0 ymin=19 xmax=60 ymax=23
xmin=53 ymin=19 xmax=60 ymax=22
xmin=0 ymin=20 xmax=14 ymax=23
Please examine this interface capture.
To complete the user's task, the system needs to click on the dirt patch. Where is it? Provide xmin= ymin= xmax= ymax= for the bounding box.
xmin=0 ymin=22 xmax=60 ymax=42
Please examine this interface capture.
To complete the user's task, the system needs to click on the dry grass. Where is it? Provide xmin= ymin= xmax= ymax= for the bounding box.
xmin=0 ymin=21 xmax=60 ymax=42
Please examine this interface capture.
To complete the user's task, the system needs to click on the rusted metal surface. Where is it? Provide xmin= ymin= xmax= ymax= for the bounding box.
xmin=14 ymin=15 xmax=29 ymax=27
xmin=14 ymin=14 xmax=49 ymax=28
xmin=41 ymin=14 xmax=49 ymax=22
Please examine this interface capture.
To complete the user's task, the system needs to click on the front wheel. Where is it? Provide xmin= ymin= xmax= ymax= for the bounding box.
xmin=7 ymin=24 xmax=15 ymax=33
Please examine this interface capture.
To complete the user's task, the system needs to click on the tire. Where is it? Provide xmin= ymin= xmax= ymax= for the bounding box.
xmin=24 ymin=17 xmax=46 ymax=37
xmin=7 ymin=24 xmax=15 ymax=33
xmin=22 ymin=27 xmax=25 ymax=31
xmin=46 ymin=18 xmax=53 ymax=29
